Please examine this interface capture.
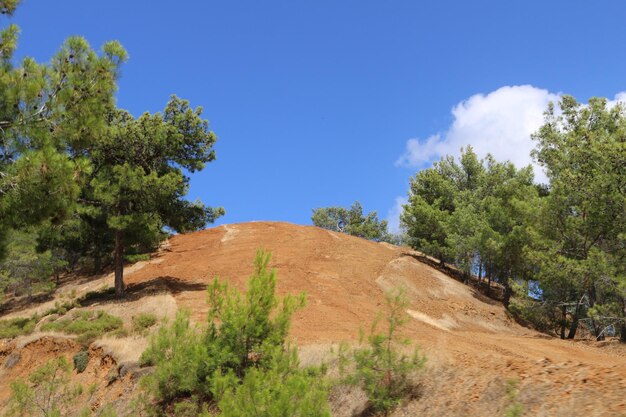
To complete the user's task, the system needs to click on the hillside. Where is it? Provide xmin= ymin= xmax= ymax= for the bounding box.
xmin=1 ymin=222 xmax=625 ymax=416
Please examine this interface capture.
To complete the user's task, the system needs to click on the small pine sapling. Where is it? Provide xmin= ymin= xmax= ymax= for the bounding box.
xmin=339 ymin=289 xmax=426 ymax=415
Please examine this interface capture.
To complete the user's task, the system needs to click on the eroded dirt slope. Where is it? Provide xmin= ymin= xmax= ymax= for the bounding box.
xmin=129 ymin=222 xmax=626 ymax=416
xmin=1 ymin=222 xmax=625 ymax=416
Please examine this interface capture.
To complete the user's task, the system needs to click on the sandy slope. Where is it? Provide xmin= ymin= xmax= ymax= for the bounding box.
xmin=1 ymin=222 xmax=625 ymax=416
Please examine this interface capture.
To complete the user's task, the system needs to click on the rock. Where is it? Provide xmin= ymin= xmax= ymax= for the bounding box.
xmin=106 ymin=366 xmax=119 ymax=385
xmin=118 ymin=361 xmax=139 ymax=378
xmin=3 ymin=352 xmax=20 ymax=369
xmin=130 ymin=366 xmax=155 ymax=381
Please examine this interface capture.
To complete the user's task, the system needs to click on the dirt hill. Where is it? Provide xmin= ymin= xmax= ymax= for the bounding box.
xmin=1 ymin=222 xmax=625 ymax=416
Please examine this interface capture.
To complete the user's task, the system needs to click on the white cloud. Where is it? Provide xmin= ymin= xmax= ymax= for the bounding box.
xmin=607 ymin=92 xmax=626 ymax=108
xmin=396 ymin=85 xmax=563 ymax=183
xmin=391 ymin=86 xmax=626 ymax=232
xmin=385 ymin=196 xmax=407 ymax=234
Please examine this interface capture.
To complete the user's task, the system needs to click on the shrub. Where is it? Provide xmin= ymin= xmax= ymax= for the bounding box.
xmin=4 ymin=356 xmax=114 ymax=417
xmin=6 ymin=357 xmax=77 ymax=417
xmin=45 ymin=298 xmax=80 ymax=316
xmin=74 ymin=350 xmax=90 ymax=373
xmin=339 ymin=289 xmax=426 ymax=415
xmin=41 ymin=309 xmax=123 ymax=344
xmin=214 ymin=347 xmax=331 ymax=417
xmin=508 ymin=296 xmax=557 ymax=335
xmin=139 ymin=310 xmax=206 ymax=402
xmin=0 ymin=229 xmax=65 ymax=300
xmin=203 ymin=249 xmax=306 ymax=379
xmin=109 ymin=327 xmax=129 ymax=339
xmin=0 ymin=317 xmax=36 ymax=339
xmin=124 ymin=253 xmax=151 ymax=263
xmin=140 ymin=250 xmax=318 ymax=414
xmin=132 ymin=313 xmax=158 ymax=334
xmin=504 ymin=379 xmax=524 ymax=417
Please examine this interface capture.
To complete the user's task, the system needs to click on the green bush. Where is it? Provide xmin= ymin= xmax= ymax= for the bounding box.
xmin=73 ymin=350 xmax=89 ymax=373
xmin=339 ymin=289 xmax=426 ymax=415
xmin=139 ymin=310 xmax=206 ymax=401
xmin=41 ymin=309 xmax=123 ymax=343
xmin=0 ymin=229 xmax=65 ymax=300
xmin=132 ymin=313 xmax=157 ymax=334
xmin=140 ymin=250 xmax=319 ymax=414
xmin=0 ymin=317 xmax=36 ymax=339
xmin=5 ymin=356 xmax=115 ymax=417
xmin=504 ymin=379 xmax=524 ymax=417
xmin=43 ymin=298 xmax=80 ymax=317
xmin=215 ymin=347 xmax=331 ymax=417
xmin=508 ymin=296 xmax=556 ymax=334
xmin=124 ymin=253 xmax=151 ymax=263
xmin=203 ymin=249 xmax=306 ymax=379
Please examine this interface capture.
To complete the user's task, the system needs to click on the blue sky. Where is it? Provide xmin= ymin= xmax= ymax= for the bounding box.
xmin=10 ymin=1 xmax=626 ymax=231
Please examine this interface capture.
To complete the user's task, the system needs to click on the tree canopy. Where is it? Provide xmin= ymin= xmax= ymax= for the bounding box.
xmin=0 ymin=2 xmax=222 ymax=299
xmin=528 ymin=96 xmax=626 ymax=339
xmin=311 ymin=201 xmax=389 ymax=241
xmin=401 ymin=97 xmax=626 ymax=341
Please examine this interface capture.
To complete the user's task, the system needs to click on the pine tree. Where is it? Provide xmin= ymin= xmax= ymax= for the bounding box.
xmin=84 ymin=99 xmax=224 ymax=296
xmin=311 ymin=201 xmax=389 ymax=241
xmin=0 ymin=2 xmax=126 ymax=261
xmin=531 ymin=96 xmax=626 ymax=339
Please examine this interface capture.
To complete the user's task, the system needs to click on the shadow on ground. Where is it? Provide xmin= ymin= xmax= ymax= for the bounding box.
xmin=80 ymin=276 xmax=207 ymax=306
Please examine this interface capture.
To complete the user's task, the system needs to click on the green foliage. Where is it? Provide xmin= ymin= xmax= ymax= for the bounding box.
xmin=312 ymin=201 xmax=390 ymax=241
xmin=139 ymin=310 xmax=205 ymax=402
xmin=84 ymin=98 xmax=224 ymax=296
xmin=530 ymin=96 xmax=626 ymax=339
xmin=0 ymin=316 xmax=35 ymax=338
xmin=5 ymin=356 xmax=82 ymax=417
xmin=0 ymin=2 xmax=127 ymax=260
xmin=402 ymin=147 xmax=539 ymax=304
xmin=507 ymin=286 xmax=555 ymax=335
xmin=400 ymin=96 xmax=626 ymax=341
xmin=132 ymin=313 xmax=158 ymax=334
xmin=73 ymin=351 xmax=89 ymax=373
xmin=41 ymin=310 xmax=123 ymax=344
xmin=140 ymin=250 xmax=322 ymax=415
xmin=125 ymin=253 xmax=151 ymax=263
xmin=0 ymin=1 xmax=21 ymax=16
xmin=339 ymin=289 xmax=426 ymax=415
xmin=0 ymin=1 xmax=222 ymax=297
xmin=503 ymin=379 xmax=523 ymax=417
xmin=214 ymin=347 xmax=331 ymax=417
xmin=0 ymin=228 xmax=64 ymax=300
xmin=401 ymin=154 xmax=459 ymax=263
xmin=204 ymin=249 xmax=306 ymax=378
xmin=5 ymin=356 xmax=114 ymax=417
xmin=44 ymin=298 xmax=81 ymax=317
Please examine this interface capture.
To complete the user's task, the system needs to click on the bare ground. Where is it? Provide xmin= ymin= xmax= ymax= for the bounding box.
xmin=1 ymin=221 xmax=625 ymax=416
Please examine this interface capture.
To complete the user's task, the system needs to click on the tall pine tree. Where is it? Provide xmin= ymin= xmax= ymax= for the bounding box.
xmin=85 ymin=98 xmax=223 ymax=296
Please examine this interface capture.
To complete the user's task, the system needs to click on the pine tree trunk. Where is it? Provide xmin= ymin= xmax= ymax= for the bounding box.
xmin=114 ymin=230 xmax=125 ymax=297
xmin=587 ymin=286 xmax=603 ymax=340
xmin=487 ymin=259 xmax=492 ymax=297
xmin=620 ymin=298 xmax=626 ymax=343
xmin=567 ymin=303 xmax=580 ymax=339
xmin=560 ymin=304 xmax=567 ymax=339
xmin=567 ymin=319 xmax=579 ymax=339
xmin=94 ymin=254 xmax=102 ymax=275
xmin=94 ymin=239 xmax=102 ymax=274
xmin=503 ymin=283 xmax=512 ymax=308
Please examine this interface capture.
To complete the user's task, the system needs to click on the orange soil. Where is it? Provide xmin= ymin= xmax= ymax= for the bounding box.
xmin=127 ymin=222 xmax=626 ymax=416
xmin=2 ymin=221 xmax=625 ymax=416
